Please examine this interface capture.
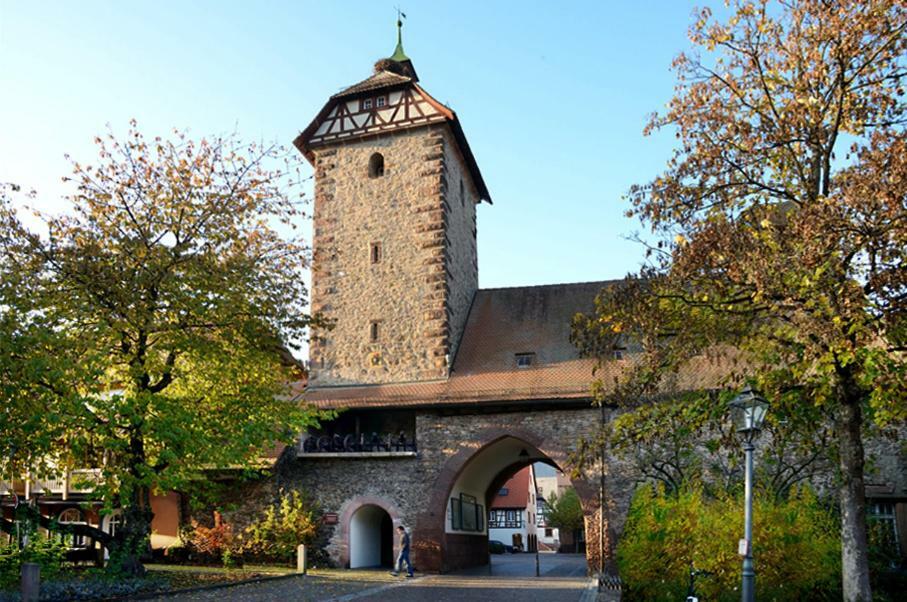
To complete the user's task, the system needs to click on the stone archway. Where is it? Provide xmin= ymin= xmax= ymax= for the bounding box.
xmin=335 ymin=495 xmax=403 ymax=569
xmin=412 ymin=426 xmax=608 ymax=573
xmin=349 ymin=505 xmax=394 ymax=568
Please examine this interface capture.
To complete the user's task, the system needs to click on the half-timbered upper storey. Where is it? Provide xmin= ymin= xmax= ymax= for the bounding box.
xmin=294 ymin=37 xmax=491 ymax=202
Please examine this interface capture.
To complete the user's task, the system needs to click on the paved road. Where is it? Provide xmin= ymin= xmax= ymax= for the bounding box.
xmin=351 ymin=574 xmax=592 ymax=602
xmin=484 ymin=552 xmax=589 ymax=577
xmin=154 ymin=555 xmax=594 ymax=601
xmin=350 ymin=555 xmax=592 ymax=602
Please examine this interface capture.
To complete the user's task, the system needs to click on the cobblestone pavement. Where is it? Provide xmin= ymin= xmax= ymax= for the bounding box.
xmin=148 ymin=570 xmax=398 ymax=602
xmin=355 ymin=574 xmax=592 ymax=602
xmin=153 ymin=556 xmax=597 ymax=601
xmin=472 ymin=552 xmax=589 ymax=577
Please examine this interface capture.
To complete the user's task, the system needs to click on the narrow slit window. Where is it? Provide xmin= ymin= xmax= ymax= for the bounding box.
xmin=369 ymin=321 xmax=380 ymax=342
xmin=515 ymin=352 xmax=535 ymax=368
xmin=368 ymin=152 xmax=385 ymax=178
xmin=370 ymin=242 xmax=382 ymax=264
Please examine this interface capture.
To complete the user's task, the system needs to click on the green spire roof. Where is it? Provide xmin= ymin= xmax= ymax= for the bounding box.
xmin=390 ymin=17 xmax=409 ymax=62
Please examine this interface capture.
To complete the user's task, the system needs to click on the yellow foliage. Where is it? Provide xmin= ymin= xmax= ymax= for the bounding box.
xmin=618 ymin=485 xmax=840 ymax=600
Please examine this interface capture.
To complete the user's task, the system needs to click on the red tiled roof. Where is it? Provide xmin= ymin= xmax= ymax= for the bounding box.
xmin=299 ymin=281 xmax=739 ymax=410
xmin=331 ymin=70 xmax=413 ymax=98
xmin=490 ymin=466 xmax=532 ymax=509
xmin=303 ymin=282 xmax=612 ymax=409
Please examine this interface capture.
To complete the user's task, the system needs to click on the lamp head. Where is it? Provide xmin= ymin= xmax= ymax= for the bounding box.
xmin=729 ymin=384 xmax=769 ymax=437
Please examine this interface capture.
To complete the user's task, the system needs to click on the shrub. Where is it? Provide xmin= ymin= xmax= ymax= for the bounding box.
xmin=184 ymin=511 xmax=234 ymax=564
xmin=618 ymin=484 xmax=841 ymax=601
xmin=0 ymin=534 xmax=67 ymax=589
xmin=32 ymin=574 xmax=167 ymax=601
xmin=238 ymin=490 xmax=319 ymax=563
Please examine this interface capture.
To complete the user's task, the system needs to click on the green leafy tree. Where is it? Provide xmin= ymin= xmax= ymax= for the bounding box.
xmin=604 ymin=391 xmax=833 ymax=501
xmin=0 ymin=124 xmax=326 ymax=574
xmin=544 ymin=488 xmax=584 ymax=552
xmin=572 ymin=2 xmax=906 ymax=599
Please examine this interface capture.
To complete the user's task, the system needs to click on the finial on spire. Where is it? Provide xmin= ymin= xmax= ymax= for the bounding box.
xmin=391 ymin=8 xmax=409 ymax=62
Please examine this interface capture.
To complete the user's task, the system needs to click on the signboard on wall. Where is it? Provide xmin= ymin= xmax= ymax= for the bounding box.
xmin=449 ymin=493 xmax=484 ymax=532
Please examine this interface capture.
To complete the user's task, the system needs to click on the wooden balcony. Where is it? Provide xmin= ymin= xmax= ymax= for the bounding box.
xmin=1 ymin=469 xmax=101 ymax=500
xmin=297 ymin=431 xmax=417 ymax=458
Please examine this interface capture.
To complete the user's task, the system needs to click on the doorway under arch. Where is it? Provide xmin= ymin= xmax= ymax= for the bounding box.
xmin=349 ymin=504 xmax=394 ymax=569
xmin=414 ymin=431 xmax=601 ymax=574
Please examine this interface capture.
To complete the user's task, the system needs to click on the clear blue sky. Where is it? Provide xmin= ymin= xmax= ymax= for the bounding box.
xmin=0 ymin=0 xmax=701 ymax=289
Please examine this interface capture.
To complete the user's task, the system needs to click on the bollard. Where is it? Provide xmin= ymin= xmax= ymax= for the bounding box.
xmin=297 ymin=544 xmax=307 ymax=574
xmin=21 ymin=562 xmax=40 ymax=602
xmin=535 ymin=551 xmax=540 ymax=577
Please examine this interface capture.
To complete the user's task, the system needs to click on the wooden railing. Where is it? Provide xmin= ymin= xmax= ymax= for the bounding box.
xmin=299 ymin=431 xmax=416 ymax=455
xmin=1 ymin=469 xmax=101 ymax=498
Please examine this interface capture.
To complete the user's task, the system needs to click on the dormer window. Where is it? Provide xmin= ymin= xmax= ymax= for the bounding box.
xmin=376 ymin=96 xmax=386 ymax=107
xmin=362 ymin=98 xmax=373 ymax=110
xmin=515 ymin=353 xmax=535 ymax=368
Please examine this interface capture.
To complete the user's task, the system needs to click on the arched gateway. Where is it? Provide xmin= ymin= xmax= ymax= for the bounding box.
xmin=413 ymin=430 xmax=601 ymax=573
xmin=276 ymin=23 xmax=639 ymax=577
xmin=335 ymin=496 xmax=403 ymax=569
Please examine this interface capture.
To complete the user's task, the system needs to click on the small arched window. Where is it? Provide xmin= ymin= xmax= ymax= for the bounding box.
xmin=368 ymin=153 xmax=385 ymax=179
xmin=103 ymin=509 xmax=123 ymax=537
xmin=59 ymin=508 xmax=87 ymax=548
xmin=59 ymin=508 xmax=82 ymax=523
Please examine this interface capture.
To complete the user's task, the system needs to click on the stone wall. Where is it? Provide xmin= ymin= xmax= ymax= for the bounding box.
xmin=210 ymin=407 xmax=907 ymax=574
xmin=307 ymin=124 xmax=479 ymax=386
xmin=439 ymin=129 xmax=479 ymax=362
xmin=272 ymin=405 xmax=637 ymax=573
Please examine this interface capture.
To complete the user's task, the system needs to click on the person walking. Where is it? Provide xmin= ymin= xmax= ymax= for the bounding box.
xmin=390 ymin=525 xmax=414 ymax=578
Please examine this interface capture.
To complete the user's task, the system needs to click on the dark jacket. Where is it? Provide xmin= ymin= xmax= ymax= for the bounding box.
xmin=399 ymin=530 xmax=410 ymax=552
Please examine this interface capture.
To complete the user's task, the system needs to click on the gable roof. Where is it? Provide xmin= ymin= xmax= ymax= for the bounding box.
xmin=303 ymin=281 xmax=610 ymax=408
xmin=294 ymin=63 xmax=491 ymax=203
xmin=332 ymin=70 xmax=414 ymax=98
xmin=452 ymin=281 xmax=611 ymax=375
xmin=490 ymin=465 xmax=533 ymax=509
xmin=299 ymin=280 xmax=738 ymax=409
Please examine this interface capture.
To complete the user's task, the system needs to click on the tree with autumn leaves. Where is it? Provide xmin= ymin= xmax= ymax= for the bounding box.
xmin=573 ymin=1 xmax=905 ymax=600
xmin=0 ymin=125 xmax=325 ymax=574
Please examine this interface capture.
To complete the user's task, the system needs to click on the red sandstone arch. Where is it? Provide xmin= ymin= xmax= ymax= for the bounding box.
xmin=412 ymin=426 xmax=607 ymax=573
xmin=335 ymin=495 xmax=403 ymax=568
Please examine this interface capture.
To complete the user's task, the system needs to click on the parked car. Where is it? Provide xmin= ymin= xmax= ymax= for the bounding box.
xmin=489 ymin=540 xmax=506 ymax=554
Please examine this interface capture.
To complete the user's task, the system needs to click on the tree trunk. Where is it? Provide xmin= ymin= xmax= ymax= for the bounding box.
xmin=109 ymin=486 xmax=153 ymax=576
xmin=837 ymin=399 xmax=872 ymax=602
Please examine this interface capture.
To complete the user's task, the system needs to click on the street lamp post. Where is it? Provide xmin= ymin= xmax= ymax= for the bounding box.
xmin=728 ymin=385 xmax=769 ymax=602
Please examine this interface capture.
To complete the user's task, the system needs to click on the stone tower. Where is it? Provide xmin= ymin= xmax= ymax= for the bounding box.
xmin=295 ymin=26 xmax=491 ymax=387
